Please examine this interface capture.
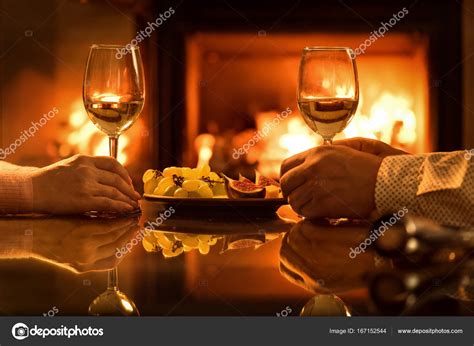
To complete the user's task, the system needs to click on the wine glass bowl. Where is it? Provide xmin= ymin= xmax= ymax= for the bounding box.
xmin=83 ymin=44 xmax=145 ymax=138
xmin=297 ymin=47 xmax=359 ymax=144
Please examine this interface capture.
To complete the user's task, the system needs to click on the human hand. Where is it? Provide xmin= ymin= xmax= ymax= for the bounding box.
xmin=280 ymin=144 xmax=383 ymax=219
xmin=31 ymin=155 xmax=141 ymax=214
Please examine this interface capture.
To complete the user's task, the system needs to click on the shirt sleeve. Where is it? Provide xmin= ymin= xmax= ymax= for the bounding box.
xmin=0 ymin=162 xmax=35 ymax=214
xmin=375 ymin=151 xmax=474 ymax=227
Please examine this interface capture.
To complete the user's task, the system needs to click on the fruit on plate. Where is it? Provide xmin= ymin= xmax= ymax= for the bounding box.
xmin=142 ymin=164 xmax=227 ymax=198
xmin=142 ymin=231 xmax=221 ymax=258
xmin=142 ymin=165 xmax=282 ymax=199
xmin=223 ymin=175 xmax=266 ymax=199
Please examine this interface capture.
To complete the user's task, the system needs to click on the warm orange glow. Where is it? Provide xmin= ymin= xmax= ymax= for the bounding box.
xmin=67 ymin=99 xmax=129 ymax=164
xmin=194 ymin=133 xmax=215 ymax=167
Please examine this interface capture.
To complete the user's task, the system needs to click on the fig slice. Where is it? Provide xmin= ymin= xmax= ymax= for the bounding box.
xmin=223 ymin=175 xmax=265 ymax=199
xmin=255 ymin=170 xmax=280 ymax=187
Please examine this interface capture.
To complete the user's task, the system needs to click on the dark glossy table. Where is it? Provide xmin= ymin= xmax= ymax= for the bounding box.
xmin=0 ymin=203 xmax=472 ymax=316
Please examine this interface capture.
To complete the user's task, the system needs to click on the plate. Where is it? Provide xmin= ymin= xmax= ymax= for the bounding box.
xmin=142 ymin=194 xmax=287 ymax=218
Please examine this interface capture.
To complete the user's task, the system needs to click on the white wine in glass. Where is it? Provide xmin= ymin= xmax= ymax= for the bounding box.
xmin=297 ymin=47 xmax=359 ymax=144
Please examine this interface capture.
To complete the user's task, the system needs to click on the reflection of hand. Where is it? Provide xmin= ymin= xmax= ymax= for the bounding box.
xmin=31 ymin=155 xmax=141 ymax=214
xmin=32 ymin=217 xmax=139 ymax=272
xmin=280 ymin=144 xmax=383 ymax=219
xmin=279 ymin=220 xmax=375 ymax=294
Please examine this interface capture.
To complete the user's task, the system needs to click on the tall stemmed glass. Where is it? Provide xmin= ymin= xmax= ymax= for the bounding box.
xmin=297 ymin=47 xmax=359 ymax=145
xmin=83 ymin=44 xmax=144 ymax=315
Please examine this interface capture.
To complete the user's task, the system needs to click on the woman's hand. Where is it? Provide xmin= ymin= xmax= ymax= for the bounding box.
xmin=31 ymin=155 xmax=141 ymax=214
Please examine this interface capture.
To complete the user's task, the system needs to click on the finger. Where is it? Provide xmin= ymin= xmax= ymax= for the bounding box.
xmin=98 ymin=170 xmax=140 ymax=201
xmin=94 ymin=184 xmax=138 ymax=208
xmin=90 ymin=197 xmax=134 ymax=213
xmin=280 ymin=167 xmax=306 ymax=198
xmin=98 ymin=225 xmax=139 ymax=254
xmin=287 ymin=183 xmax=314 ymax=213
xmin=91 ymin=223 xmax=137 ymax=244
xmin=280 ymin=150 xmax=310 ymax=177
xmin=93 ymin=156 xmax=133 ymax=185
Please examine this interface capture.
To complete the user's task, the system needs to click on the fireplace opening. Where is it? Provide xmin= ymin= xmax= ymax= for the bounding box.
xmin=186 ymin=32 xmax=430 ymax=178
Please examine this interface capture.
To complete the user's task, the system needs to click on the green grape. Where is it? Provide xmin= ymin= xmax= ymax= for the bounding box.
xmin=197 ymin=184 xmax=213 ymax=198
xmin=183 ymin=244 xmax=193 ymax=252
xmin=197 ymin=235 xmax=212 ymax=242
xmin=209 ymin=237 xmax=218 ymax=246
xmin=163 ymin=185 xmax=178 ymax=196
xmin=163 ymin=247 xmax=183 ymax=258
xmin=181 ymin=236 xmax=199 ymax=248
xmin=174 ymin=188 xmax=188 ymax=197
xmin=144 ymin=178 xmax=159 ymax=194
xmin=188 ymin=191 xmax=200 ymax=198
xmin=163 ymin=166 xmax=182 ymax=177
xmin=154 ymin=176 xmax=174 ymax=195
xmin=209 ymin=172 xmax=220 ymax=181
xmin=142 ymin=236 xmax=158 ymax=252
xmin=173 ymin=233 xmax=188 ymax=241
xmin=198 ymin=242 xmax=210 ymax=255
xmin=181 ymin=167 xmax=194 ymax=179
xmin=182 ymin=179 xmax=201 ymax=192
xmin=198 ymin=164 xmax=211 ymax=177
xmin=142 ymin=169 xmax=156 ymax=183
xmin=212 ymin=182 xmax=227 ymax=196
xmin=155 ymin=232 xmax=174 ymax=249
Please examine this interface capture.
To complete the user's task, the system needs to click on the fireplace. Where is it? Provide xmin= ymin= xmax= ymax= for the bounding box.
xmin=150 ymin=0 xmax=465 ymax=179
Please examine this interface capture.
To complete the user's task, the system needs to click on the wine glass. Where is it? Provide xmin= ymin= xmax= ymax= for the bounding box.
xmin=83 ymin=44 xmax=145 ymax=157
xmin=83 ymin=44 xmax=144 ymax=316
xmin=297 ymin=47 xmax=359 ymax=145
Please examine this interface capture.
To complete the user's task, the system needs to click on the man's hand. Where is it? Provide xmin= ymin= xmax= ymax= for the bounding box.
xmin=280 ymin=144 xmax=384 ymax=219
xmin=31 ymin=155 xmax=141 ymax=214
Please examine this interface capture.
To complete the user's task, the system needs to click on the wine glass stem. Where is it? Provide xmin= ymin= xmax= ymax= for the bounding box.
xmin=323 ymin=138 xmax=333 ymax=145
xmin=107 ymin=135 xmax=120 ymax=291
xmin=109 ymin=136 xmax=119 ymax=159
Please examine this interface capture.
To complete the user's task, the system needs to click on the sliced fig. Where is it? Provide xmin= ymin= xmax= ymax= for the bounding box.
xmin=223 ymin=175 xmax=265 ymax=199
xmin=238 ymin=173 xmax=252 ymax=183
xmin=255 ymin=171 xmax=280 ymax=187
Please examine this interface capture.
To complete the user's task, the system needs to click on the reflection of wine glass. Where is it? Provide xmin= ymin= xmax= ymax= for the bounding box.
xmin=83 ymin=44 xmax=144 ymax=316
xmin=297 ymin=47 xmax=359 ymax=144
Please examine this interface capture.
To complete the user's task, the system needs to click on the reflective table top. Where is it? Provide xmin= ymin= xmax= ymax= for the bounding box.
xmin=0 ymin=204 xmax=472 ymax=316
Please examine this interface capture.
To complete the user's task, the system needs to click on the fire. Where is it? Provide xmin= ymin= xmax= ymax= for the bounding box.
xmin=66 ymin=99 xmax=129 ymax=164
xmin=193 ymin=94 xmax=417 ymax=178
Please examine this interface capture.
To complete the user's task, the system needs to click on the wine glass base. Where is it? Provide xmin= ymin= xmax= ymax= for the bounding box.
xmin=88 ymin=289 xmax=140 ymax=316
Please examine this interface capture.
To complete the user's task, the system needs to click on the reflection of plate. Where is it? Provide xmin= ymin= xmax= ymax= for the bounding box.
xmin=142 ymin=194 xmax=287 ymax=219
